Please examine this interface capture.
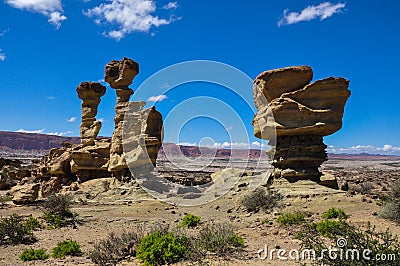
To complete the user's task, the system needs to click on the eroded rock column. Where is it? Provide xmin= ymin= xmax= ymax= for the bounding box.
xmin=77 ymin=82 xmax=106 ymax=145
xmin=105 ymin=58 xmax=139 ymax=173
xmin=252 ymin=66 xmax=350 ymax=182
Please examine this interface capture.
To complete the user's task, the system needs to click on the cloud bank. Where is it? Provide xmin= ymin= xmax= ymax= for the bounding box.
xmin=327 ymin=144 xmax=400 ymax=155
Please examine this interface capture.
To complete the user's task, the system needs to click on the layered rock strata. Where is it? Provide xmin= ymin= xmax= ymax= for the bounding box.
xmin=76 ymin=82 xmax=106 ymax=145
xmin=252 ymin=66 xmax=350 ymax=182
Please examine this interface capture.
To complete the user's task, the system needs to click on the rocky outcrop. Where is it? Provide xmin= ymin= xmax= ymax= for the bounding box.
xmin=253 ymin=66 xmax=350 ymax=182
xmin=8 ymin=57 xmax=164 ymax=201
xmin=11 ymin=183 xmax=40 ymax=204
xmin=41 ymin=176 xmax=62 ymax=197
xmin=77 ymin=82 xmax=106 ymax=145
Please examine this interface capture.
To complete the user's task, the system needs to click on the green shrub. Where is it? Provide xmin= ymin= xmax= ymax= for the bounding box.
xmin=25 ymin=215 xmax=42 ymax=231
xmin=276 ymin=212 xmax=305 ymax=226
xmin=311 ymin=220 xmax=343 ymax=237
xmin=241 ymin=187 xmax=282 ymax=212
xmin=181 ymin=214 xmax=201 ymax=228
xmin=195 ymin=223 xmax=244 ymax=257
xmin=136 ymin=231 xmax=189 ymax=266
xmin=0 ymin=214 xmax=36 ymax=245
xmin=89 ymin=229 xmax=144 ymax=266
xmin=381 ymin=178 xmax=400 ymax=223
xmin=51 ymin=240 xmax=82 ymax=258
xmin=19 ymin=248 xmax=49 ymax=261
xmin=0 ymin=195 xmax=12 ymax=205
xmin=297 ymin=218 xmax=400 ymax=265
xmin=322 ymin=208 xmax=348 ymax=220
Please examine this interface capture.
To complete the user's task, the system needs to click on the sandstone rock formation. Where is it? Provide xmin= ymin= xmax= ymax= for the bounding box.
xmin=105 ymin=58 xmax=163 ymax=174
xmin=31 ymin=57 xmax=162 ymax=189
xmin=77 ymin=82 xmax=106 ymax=145
xmin=105 ymin=58 xmax=137 ymax=173
xmin=11 ymin=183 xmax=40 ymax=204
xmin=253 ymin=66 xmax=350 ymax=182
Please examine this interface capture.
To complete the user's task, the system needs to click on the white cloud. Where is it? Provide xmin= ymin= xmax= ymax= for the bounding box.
xmin=5 ymin=0 xmax=67 ymax=28
xmin=327 ymin=144 xmax=400 ymax=155
xmin=177 ymin=142 xmax=197 ymax=147
xmin=148 ymin=94 xmax=167 ymax=102
xmin=46 ymin=130 xmax=73 ymax=136
xmin=163 ymin=1 xmax=178 ymax=10
xmin=46 ymin=96 xmax=55 ymax=100
xmin=278 ymin=2 xmax=345 ymax=26
xmin=16 ymin=128 xmax=73 ymax=136
xmin=85 ymin=0 xmax=176 ymax=40
xmin=67 ymin=117 xmax=77 ymax=122
xmin=17 ymin=128 xmax=45 ymax=134
xmin=0 ymin=50 xmax=5 ymax=61
xmin=98 ymin=118 xmax=105 ymax=122
xmin=0 ymin=29 xmax=9 ymax=37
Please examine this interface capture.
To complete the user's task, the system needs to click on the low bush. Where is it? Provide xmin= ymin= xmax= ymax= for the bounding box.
xmin=19 ymin=248 xmax=49 ymax=261
xmin=25 ymin=215 xmax=42 ymax=231
xmin=241 ymin=187 xmax=282 ymax=212
xmin=297 ymin=218 xmax=400 ymax=265
xmin=195 ymin=223 xmax=244 ymax=257
xmin=181 ymin=214 xmax=201 ymax=228
xmin=276 ymin=212 xmax=305 ymax=226
xmin=322 ymin=208 xmax=348 ymax=220
xmin=51 ymin=240 xmax=82 ymax=258
xmin=136 ymin=231 xmax=189 ymax=266
xmin=349 ymin=182 xmax=375 ymax=194
xmin=42 ymin=194 xmax=77 ymax=228
xmin=89 ymin=229 xmax=144 ymax=266
xmin=311 ymin=220 xmax=343 ymax=237
xmin=0 ymin=214 xmax=36 ymax=245
xmin=381 ymin=178 xmax=400 ymax=223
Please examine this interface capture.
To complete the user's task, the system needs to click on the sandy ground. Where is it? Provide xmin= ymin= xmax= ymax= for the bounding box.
xmin=0 ymin=157 xmax=399 ymax=266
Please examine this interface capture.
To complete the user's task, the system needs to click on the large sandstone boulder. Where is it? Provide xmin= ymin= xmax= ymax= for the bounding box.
xmin=253 ymin=66 xmax=350 ymax=182
xmin=12 ymin=183 xmax=40 ymax=205
xmin=41 ymin=176 xmax=62 ymax=197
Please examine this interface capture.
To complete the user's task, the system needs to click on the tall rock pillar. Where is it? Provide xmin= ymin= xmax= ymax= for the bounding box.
xmin=105 ymin=58 xmax=139 ymax=173
xmin=76 ymin=82 xmax=106 ymax=145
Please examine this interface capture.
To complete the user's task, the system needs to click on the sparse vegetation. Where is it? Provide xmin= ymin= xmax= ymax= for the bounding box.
xmin=181 ymin=214 xmax=201 ymax=228
xmin=25 ymin=215 xmax=42 ymax=231
xmin=322 ymin=207 xmax=348 ymax=220
xmin=51 ymin=240 xmax=82 ymax=258
xmin=241 ymin=187 xmax=282 ymax=212
xmin=311 ymin=219 xmax=343 ymax=237
xmin=42 ymin=194 xmax=78 ymax=228
xmin=295 ymin=210 xmax=400 ymax=266
xmin=0 ymin=195 xmax=12 ymax=205
xmin=136 ymin=231 xmax=189 ymax=266
xmin=89 ymin=229 xmax=144 ymax=265
xmin=19 ymin=248 xmax=49 ymax=261
xmin=349 ymin=182 xmax=375 ymax=194
xmin=0 ymin=214 xmax=36 ymax=245
xmin=381 ymin=178 xmax=400 ymax=223
xmin=276 ymin=212 xmax=305 ymax=226
xmin=195 ymin=223 xmax=244 ymax=257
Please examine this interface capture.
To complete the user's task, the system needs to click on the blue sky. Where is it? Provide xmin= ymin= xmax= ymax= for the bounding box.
xmin=0 ymin=0 xmax=399 ymax=154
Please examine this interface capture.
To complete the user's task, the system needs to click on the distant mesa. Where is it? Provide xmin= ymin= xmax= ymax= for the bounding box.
xmin=253 ymin=66 xmax=351 ymax=183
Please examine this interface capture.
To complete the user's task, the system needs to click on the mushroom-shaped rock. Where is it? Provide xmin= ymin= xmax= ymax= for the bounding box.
xmin=253 ymin=66 xmax=350 ymax=182
xmin=105 ymin=57 xmax=139 ymax=89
